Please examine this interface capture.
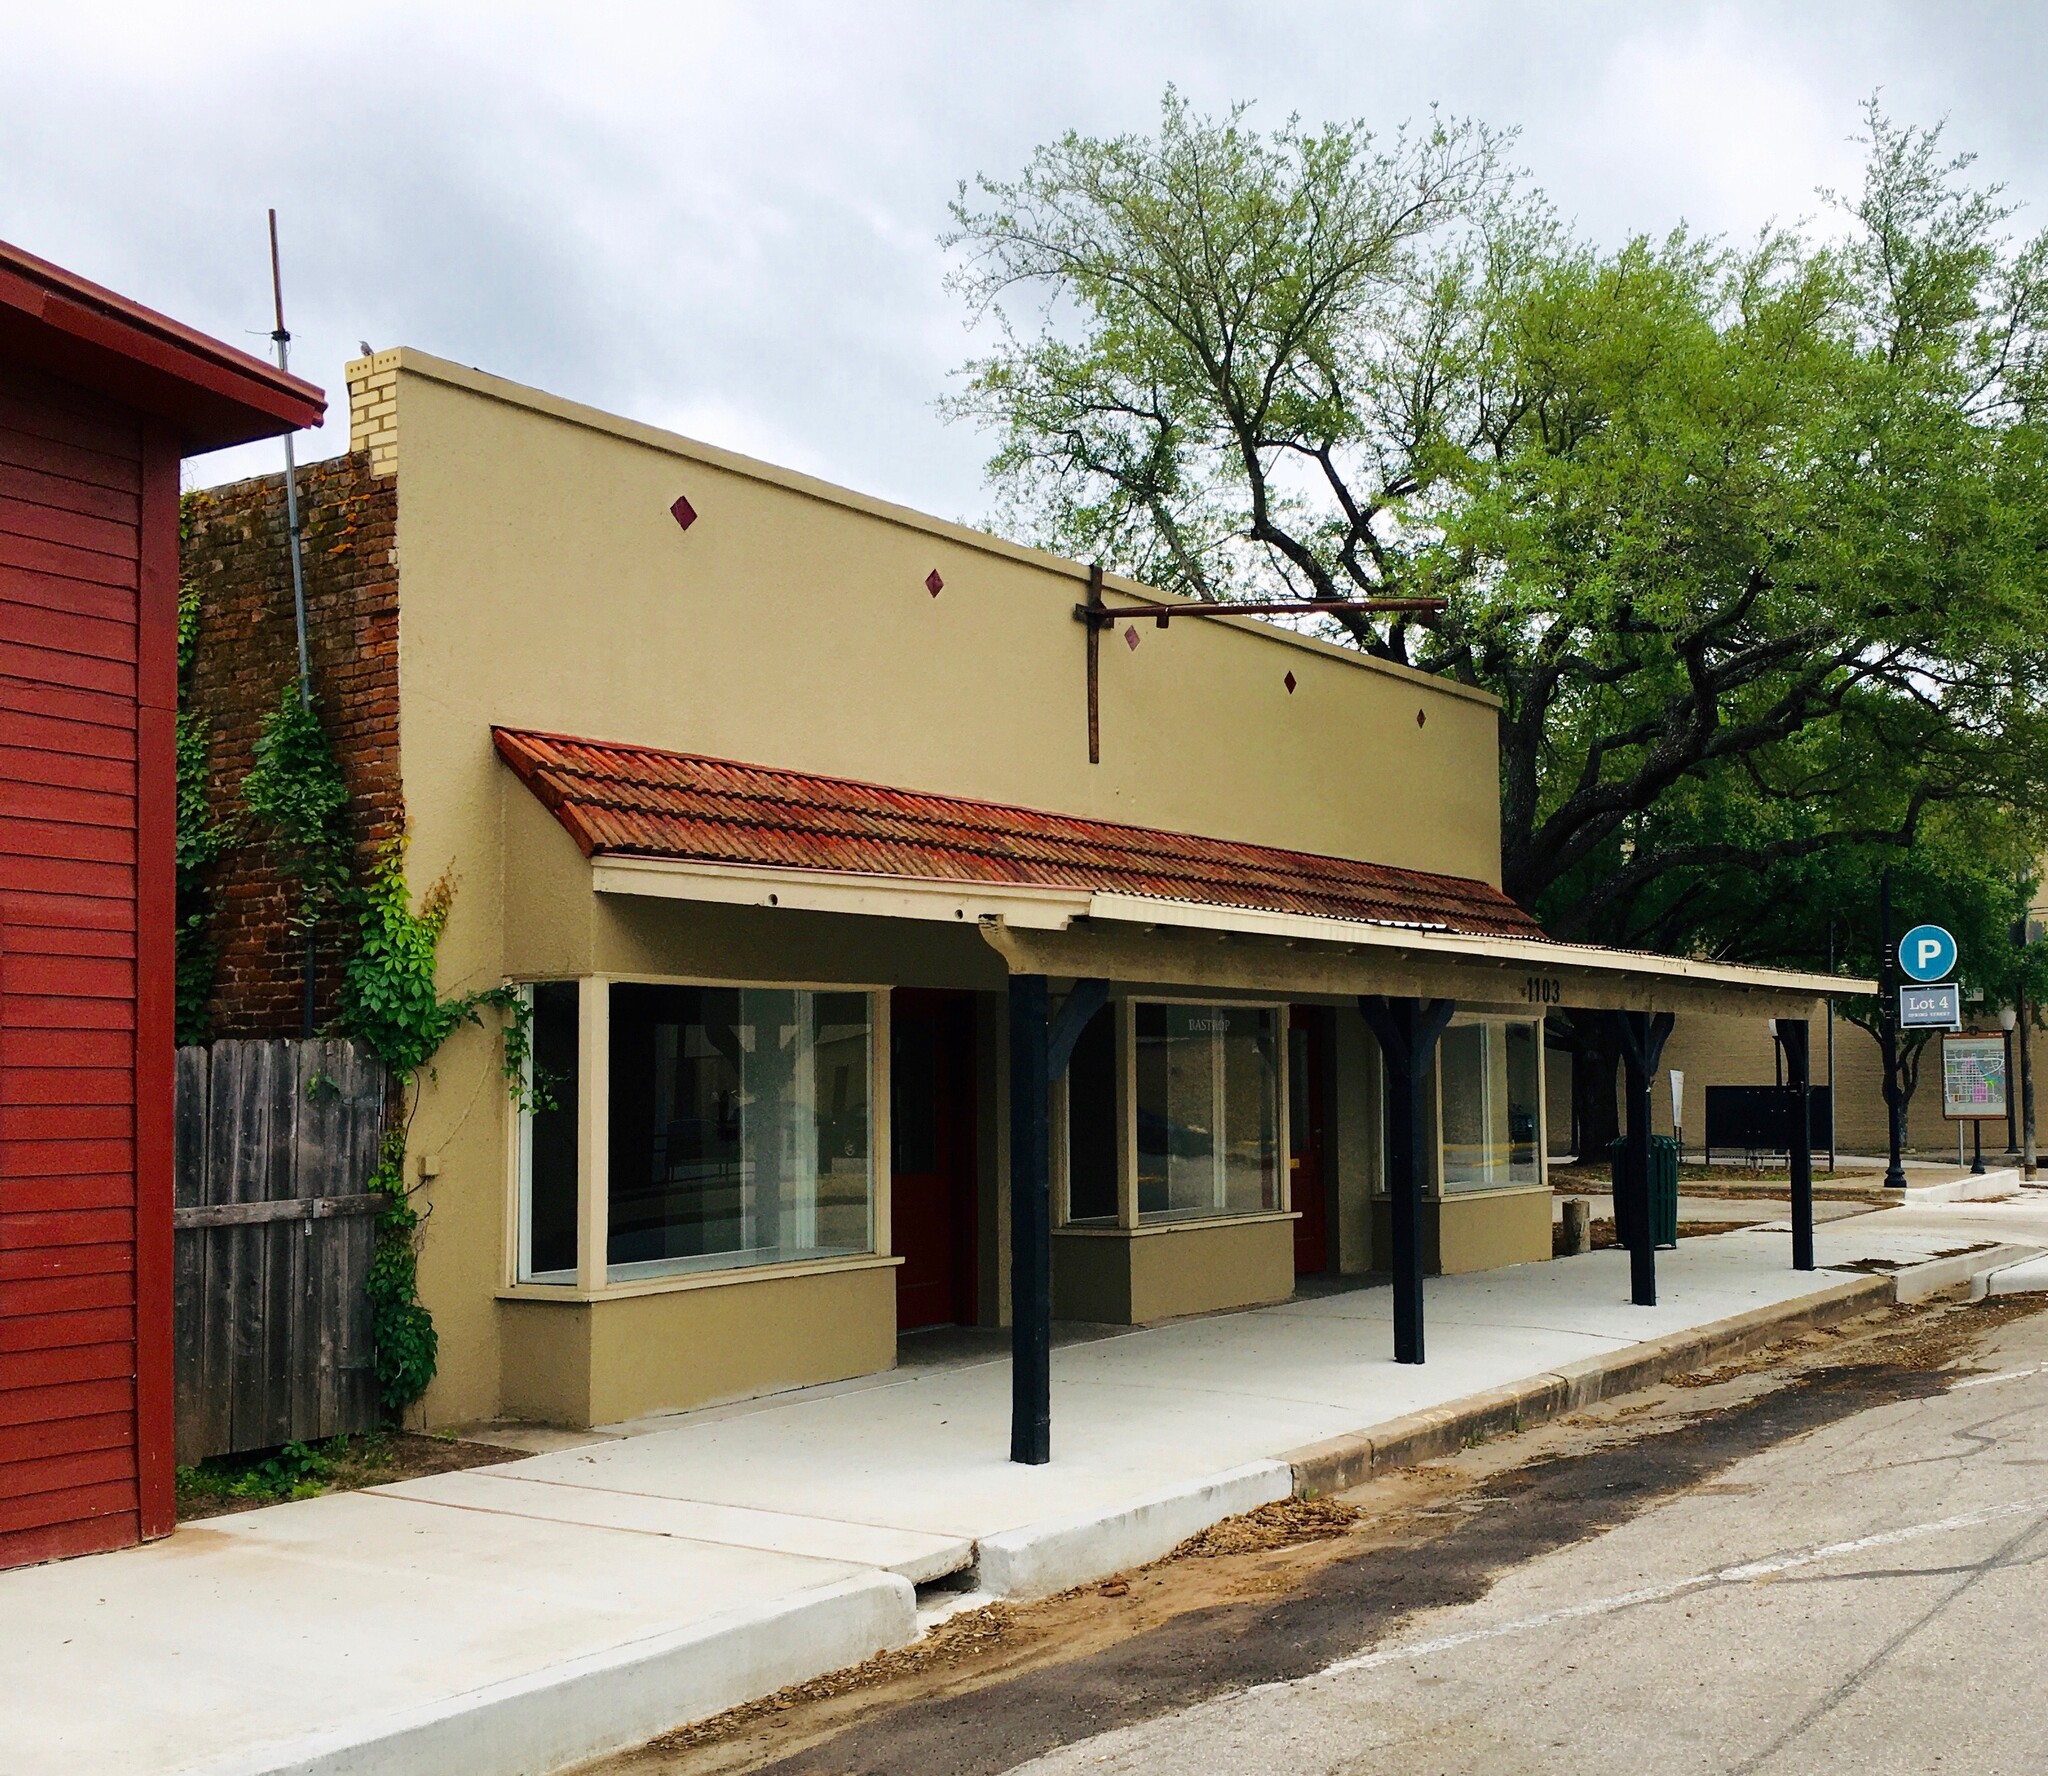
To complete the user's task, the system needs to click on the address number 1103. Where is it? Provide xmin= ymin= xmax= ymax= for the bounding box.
xmin=1521 ymin=976 xmax=1563 ymax=1005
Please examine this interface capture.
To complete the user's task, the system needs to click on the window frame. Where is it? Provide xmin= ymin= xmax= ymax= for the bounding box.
xmin=501 ymin=971 xmax=895 ymax=1301
xmin=512 ymin=981 xmax=578 ymax=1287
xmin=1433 ymin=1012 xmax=1548 ymax=1198
xmin=1366 ymin=1009 xmax=1550 ymax=1200
xmin=1054 ymin=992 xmax=1293 ymax=1231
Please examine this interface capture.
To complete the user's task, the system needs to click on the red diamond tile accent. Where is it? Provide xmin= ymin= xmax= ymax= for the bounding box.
xmin=1124 ymin=625 xmax=1141 ymax=651
xmin=1416 ymin=708 xmax=1427 ymax=728
xmin=926 ymin=569 xmax=944 ymax=597
xmin=1284 ymin=671 xmax=1297 ymax=694
xmin=670 ymin=493 xmax=697 ymax=531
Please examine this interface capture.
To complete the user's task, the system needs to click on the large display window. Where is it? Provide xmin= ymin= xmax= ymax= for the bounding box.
xmin=1438 ymin=1017 xmax=1543 ymax=1191
xmin=605 ymin=984 xmax=875 ymax=1281
xmin=1135 ymin=1002 xmax=1281 ymax=1222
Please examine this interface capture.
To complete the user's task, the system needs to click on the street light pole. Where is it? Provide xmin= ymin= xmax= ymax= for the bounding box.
xmin=2022 ymin=986 xmax=2038 ymax=1182
xmin=2002 ymin=1006 xmax=2019 ymax=1155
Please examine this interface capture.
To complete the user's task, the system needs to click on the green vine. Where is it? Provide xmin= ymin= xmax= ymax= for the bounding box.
xmin=361 ymin=1128 xmax=438 ymax=1414
xmin=334 ymin=833 xmax=534 ymax=1418
xmin=173 ymin=523 xmax=233 ymax=1043
xmin=179 ymin=501 xmax=533 ymax=1420
xmin=237 ymin=714 xmax=533 ymax=1418
xmin=340 ymin=834 xmax=534 ymax=1101
xmin=242 ymin=686 xmax=352 ymax=956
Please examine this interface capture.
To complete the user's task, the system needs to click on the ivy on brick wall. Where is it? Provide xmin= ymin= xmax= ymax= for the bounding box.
xmin=176 ymin=593 xmax=532 ymax=1417
xmin=240 ymin=698 xmax=535 ymax=1415
xmin=174 ymin=549 xmax=235 ymax=1044
xmin=241 ymin=686 xmax=354 ymax=961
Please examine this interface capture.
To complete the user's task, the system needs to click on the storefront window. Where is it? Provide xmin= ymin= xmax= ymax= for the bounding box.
xmin=607 ymin=984 xmax=874 ymax=1280
xmin=1439 ymin=1017 xmax=1543 ymax=1191
xmin=517 ymin=981 xmax=580 ymax=1284
xmin=1064 ymin=1003 xmax=1120 ymax=1223
xmin=1135 ymin=1002 xmax=1280 ymax=1221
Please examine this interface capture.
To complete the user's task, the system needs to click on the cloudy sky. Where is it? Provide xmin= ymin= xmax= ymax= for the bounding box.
xmin=5 ymin=2 xmax=2041 ymax=514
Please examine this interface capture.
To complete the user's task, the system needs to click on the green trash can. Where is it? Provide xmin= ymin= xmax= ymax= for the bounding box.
xmin=1649 ymin=1135 xmax=1679 ymax=1249
xmin=1608 ymin=1134 xmax=1681 ymax=1250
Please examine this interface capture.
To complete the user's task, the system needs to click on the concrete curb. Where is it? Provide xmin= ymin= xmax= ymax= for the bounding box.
xmin=1284 ymin=1274 xmax=1895 ymax=1497
xmin=1894 ymin=1242 xmax=2042 ymax=1303
xmin=1975 ymin=1251 xmax=2048 ymax=1299
xmin=1903 ymin=1168 xmax=2025 ymax=1206
xmin=178 ymin=1570 xmax=916 ymax=1776
xmin=976 ymin=1460 xmax=1294 ymax=1600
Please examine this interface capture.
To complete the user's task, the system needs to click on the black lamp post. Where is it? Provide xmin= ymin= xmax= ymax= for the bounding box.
xmin=2002 ymin=1006 xmax=2020 ymax=1155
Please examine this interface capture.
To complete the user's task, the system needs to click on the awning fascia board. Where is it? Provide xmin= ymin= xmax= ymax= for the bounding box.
xmin=587 ymin=854 xmax=1874 ymax=1017
xmin=589 ymin=854 xmax=1088 ymax=930
xmin=981 ymin=921 xmax=1869 ymax=1022
xmin=1079 ymin=894 xmax=1867 ymax=1002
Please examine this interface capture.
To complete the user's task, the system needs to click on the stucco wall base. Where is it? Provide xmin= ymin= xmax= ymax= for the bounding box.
xmin=496 ymin=1264 xmax=898 ymax=1428
xmin=1370 ymin=1187 xmax=1554 ymax=1277
xmin=1052 ymin=1217 xmax=1296 ymax=1325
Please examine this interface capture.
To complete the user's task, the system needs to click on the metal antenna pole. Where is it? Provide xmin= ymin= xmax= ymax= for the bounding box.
xmin=269 ymin=209 xmax=313 ymax=712
xmin=269 ymin=210 xmax=317 ymax=1040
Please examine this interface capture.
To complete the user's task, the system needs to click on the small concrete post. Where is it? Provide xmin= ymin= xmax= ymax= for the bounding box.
xmin=1562 ymin=1197 xmax=1591 ymax=1257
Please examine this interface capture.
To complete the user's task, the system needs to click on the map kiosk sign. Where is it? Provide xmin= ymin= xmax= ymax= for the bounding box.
xmin=1941 ymin=1033 xmax=2009 ymax=1121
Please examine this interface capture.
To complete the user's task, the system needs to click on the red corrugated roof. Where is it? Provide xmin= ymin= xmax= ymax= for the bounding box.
xmin=493 ymin=728 xmax=1548 ymax=940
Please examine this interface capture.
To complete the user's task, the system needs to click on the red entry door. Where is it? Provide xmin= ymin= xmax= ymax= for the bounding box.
xmin=1290 ymin=1007 xmax=1330 ymax=1275
xmin=891 ymin=990 xmax=980 ymax=1329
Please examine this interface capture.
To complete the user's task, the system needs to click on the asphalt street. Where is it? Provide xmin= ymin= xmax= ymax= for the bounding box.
xmin=1011 ymin=1305 xmax=2048 ymax=1776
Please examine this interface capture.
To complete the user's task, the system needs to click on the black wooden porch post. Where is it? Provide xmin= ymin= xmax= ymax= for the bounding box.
xmin=1009 ymin=975 xmax=1109 ymax=1467
xmin=1360 ymin=996 xmax=1456 ymax=1364
xmin=1777 ymin=1017 xmax=1815 ymax=1272
xmin=1613 ymin=1010 xmax=1674 ymax=1308
xmin=1009 ymin=974 xmax=1052 ymax=1465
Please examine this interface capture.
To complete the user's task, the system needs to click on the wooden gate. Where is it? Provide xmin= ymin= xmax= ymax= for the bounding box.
xmin=172 ymin=1040 xmax=388 ymax=1464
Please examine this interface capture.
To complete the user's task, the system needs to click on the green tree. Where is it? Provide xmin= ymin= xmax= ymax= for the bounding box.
xmin=949 ymin=96 xmax=2048 ymax=1147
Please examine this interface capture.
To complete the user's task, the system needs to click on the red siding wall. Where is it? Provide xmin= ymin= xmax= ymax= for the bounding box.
xmin=0 ymin=358 xmax=173 ymax=1566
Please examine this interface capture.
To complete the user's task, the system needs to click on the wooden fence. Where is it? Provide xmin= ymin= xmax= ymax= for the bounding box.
xmin=173 ymin=1039 xmax=389 ymax=1465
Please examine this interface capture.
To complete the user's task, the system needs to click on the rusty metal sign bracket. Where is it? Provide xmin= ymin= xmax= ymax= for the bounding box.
xmin=1073 ymin=575 xmax=1446 ymax=764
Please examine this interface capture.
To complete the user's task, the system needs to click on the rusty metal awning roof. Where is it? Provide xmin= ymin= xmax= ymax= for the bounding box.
xmin=493 ymin=726 xmax=1545 ymax=939
xmin=493 ymin=727 xmax=1873 ymax=1015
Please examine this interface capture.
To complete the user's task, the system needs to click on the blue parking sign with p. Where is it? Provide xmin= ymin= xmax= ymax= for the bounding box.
xmin=1898 ymin=923 xmax=1958 ymax=984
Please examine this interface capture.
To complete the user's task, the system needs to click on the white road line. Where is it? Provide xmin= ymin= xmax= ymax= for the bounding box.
xmin=1952 ymin=1364 xmax=2047 ymax=1390
xmin=1282 ymin=1491 xmax=2048 ymax=1686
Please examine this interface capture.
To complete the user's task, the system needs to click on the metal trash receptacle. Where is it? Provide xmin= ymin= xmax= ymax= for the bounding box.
xmin=1608 ymin=1135 xmax=1681 ymax=1249
xmin=1649 ymin=1135 xmax=1679 ymax=1248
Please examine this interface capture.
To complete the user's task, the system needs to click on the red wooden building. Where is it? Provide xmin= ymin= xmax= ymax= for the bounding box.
xmin=0 ymin=240 xmax=323 ymax=1566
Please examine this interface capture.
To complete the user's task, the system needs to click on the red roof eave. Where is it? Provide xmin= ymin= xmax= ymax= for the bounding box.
xmin=492 ymin=726 xmax=1548 ymax=943
xmin=0 ymin=239 xmax=325 ymax=452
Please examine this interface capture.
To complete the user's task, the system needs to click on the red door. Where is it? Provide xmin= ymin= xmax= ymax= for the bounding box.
xmin=891 ymin=990 xmax=979 ymax=1329
xmin=1290 ymin=1007 xmax=1330 ymax=1275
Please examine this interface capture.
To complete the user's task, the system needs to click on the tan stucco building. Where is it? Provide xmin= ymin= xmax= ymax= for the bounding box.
xmin=329 ymin=348 xmax=1861 ymax=1437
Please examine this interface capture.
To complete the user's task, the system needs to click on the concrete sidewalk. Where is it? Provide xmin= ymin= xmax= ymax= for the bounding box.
xmin=10 ymin=1198 xmax=2047 ymax=1776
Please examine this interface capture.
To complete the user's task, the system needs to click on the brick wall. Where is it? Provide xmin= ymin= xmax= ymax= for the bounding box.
xmin=181 ymin=451 xmax=400 ymax=1037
